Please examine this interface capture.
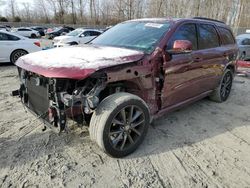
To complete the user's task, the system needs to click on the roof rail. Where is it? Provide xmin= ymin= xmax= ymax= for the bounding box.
xmin=193 ymin=17 xmax=225 ymax=24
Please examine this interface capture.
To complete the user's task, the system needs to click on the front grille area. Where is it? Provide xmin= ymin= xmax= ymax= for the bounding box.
xmin=26 ymin=76 xmax=49 ymax=117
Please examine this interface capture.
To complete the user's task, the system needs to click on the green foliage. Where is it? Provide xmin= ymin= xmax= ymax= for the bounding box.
xmin=0 ymin=17 xmax=8 ymax=22
xmin=13 ymin=16 xmax=21 ymax=22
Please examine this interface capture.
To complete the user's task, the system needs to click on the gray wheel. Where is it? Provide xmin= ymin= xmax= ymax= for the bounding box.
xmin=10 ymin=50 xmax=28 ymax=64
xmin=209 ymin=69 xmax=233 ymax=102
xmin=89 ymin=92 xmax=150 ymax=158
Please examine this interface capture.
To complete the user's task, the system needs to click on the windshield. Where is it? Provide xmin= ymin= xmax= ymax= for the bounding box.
xmin=52 ymin=27 xmax=62 ymax=32
xmin=91 ymin=21 xmax=171 ymax=53
xmin=67 ymin=29 xmax=84 ymax=36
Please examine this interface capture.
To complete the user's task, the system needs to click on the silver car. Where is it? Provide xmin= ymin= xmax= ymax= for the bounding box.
xmin=236 ymin=34 xmax=250 ymax=60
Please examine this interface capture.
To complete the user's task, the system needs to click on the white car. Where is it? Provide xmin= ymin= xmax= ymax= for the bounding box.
xmin=0 ymin=30 xmax=42 ymax=63
xmin=53 ymin=28 xmax=102 ymax=47
xmin=12 ymin=28 xmax=40 ymax=38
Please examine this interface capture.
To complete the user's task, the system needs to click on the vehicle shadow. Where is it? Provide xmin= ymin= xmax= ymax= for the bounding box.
xmin=0 ymin=62 xmax=13 ymax=67
xmin=130 ymin=79 xmax=250 ymax=158
xmin=0 ymin=78 xmax=249 ymax=169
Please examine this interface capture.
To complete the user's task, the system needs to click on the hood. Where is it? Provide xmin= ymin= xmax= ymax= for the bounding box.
xmin=16 ymin=45 xmax=144 ymax=80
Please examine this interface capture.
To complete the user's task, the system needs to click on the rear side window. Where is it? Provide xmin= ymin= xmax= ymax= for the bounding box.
xmin=219 ymin=27 xmax=235 ymax=45
xmin=0 ymin=33 xmax=20 ymax=41
xmin=168 ymin=24 xmax=198 ymax=50
xmin=18 ymin=28 xmax=30 ymax=31
xmin=90 ymin=31 xmax=101 ymax=36
xmin=7 ymin=34 xmax=20 ymax=41
xmin=198 ymin=24 xmax=220 ymax=49
xmin=0 ymin=33 xmax=8 ymax=40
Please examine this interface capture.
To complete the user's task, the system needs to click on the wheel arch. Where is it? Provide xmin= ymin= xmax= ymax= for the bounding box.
xmin=225 ymin=63 xmax=236 ymax=75
xmin=99 ymin=80 xmax=143 ymax=102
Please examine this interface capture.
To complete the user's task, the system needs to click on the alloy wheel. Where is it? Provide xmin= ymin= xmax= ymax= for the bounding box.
xmin=109 ymin=105 xmax=145 ymax=151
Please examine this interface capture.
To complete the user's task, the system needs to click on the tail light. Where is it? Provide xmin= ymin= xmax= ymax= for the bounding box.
xmin=34 ymin=41 xmax=41 ymax=47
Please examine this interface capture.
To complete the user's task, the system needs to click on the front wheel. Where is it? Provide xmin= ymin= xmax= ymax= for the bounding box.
xmin=209 ymin=69 xmax=233 ymax=102
xmin=89 ymin=93 xmax=150 ymax=158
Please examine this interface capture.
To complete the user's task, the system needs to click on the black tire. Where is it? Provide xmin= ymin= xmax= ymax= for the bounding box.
xmin=31 ymin=33 xmax=36 ymax=38
xmin=70 ymin=42 xmax=78 ymax=45
xmin=209 ymin=69 xmax=233 ymax=102
xmin=240 ymin=52 xmax=246 ymax=60
xmin=89 ymin=92 xmax=150 ymax=158
xmin=10 ymin=49 xmax=28 ymax=64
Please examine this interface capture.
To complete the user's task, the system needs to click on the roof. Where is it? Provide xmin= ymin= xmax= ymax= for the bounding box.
xmin=236 ymin=33 xmax=250 ymax=39
xmin=126 ymin=17 xmax=227 ymax=27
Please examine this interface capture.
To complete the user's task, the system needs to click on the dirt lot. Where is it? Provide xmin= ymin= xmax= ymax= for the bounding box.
xmin=0 ymin=65 xmax=250 ymax=188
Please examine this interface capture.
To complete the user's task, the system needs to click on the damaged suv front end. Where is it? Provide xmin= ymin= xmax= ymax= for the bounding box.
xmin=14 ymin=44 xmax=146 ymax=133
xmin=16 ymin=68 xmax=107 ymax=132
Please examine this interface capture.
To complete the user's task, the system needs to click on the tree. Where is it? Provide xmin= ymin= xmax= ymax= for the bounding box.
xmin=0 ymin=17 xmax=8 ymax=22
xmin=13 ymin=16 xmax=21 ymax=22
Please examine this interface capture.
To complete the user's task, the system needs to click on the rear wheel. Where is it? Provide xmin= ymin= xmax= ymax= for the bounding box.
xmin=240 ymin=52 xmax=246 ymax=60
xmin=209 ymin=69 xmax=233 ymax=102
xmin=31 ymin=33 xmax=36 ymax=38
xmin=10 ymin=49 xmax=28 ymax=64
xmin=70 ymin=42 xmax=78 ymax=45
xmin=89 ymin=93 xmax=150 ymax=158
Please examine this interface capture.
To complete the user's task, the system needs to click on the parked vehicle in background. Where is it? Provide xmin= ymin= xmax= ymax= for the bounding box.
xmin=14 ymin=17 xmax=238 ymax=157
xmin=53 ymin=28 xmax=102 ymax=47
xmin=236 ymin=33 xmax=250 ymax=60
xmin=0 ymin=30 xmax=42 ymax=63
xmin=46 ymin=26 xmax=75 ymax=39
xmin=0 ymin=25 xmax=7 ymax=31
xmin=0 ymin=25 xmax=11 ymax=31
xmin=12 ymin=28 xmax=40 ymax=38
xmin=30 ymin=26 xmax=48 ymax=36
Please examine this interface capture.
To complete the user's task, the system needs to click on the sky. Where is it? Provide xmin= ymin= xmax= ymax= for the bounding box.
xmin=0 ymin=0 xmax=34 ymax=16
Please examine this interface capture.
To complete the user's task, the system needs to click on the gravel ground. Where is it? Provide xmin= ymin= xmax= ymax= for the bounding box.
xmin=0 ymin=65 xmax=250 ymax=188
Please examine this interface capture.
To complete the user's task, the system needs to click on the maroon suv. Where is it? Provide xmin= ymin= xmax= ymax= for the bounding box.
xmin=14 ymin=17 xmax=238 ymax=157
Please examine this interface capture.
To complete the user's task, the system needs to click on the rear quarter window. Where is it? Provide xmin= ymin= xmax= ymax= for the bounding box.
xmin=198 ymin=24 xmax=220 ymax=49
xmin=218 ymin=27 xmax=235 ymax=45
xmin=0 ymin=33 xmax=20 ymax=41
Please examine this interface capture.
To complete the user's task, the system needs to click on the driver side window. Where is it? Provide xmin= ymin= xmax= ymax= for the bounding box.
xmin=242 ymin=38 xmax=250 ymax=45
xmin=167 ymin=24 xmax=198 ymax=50
xmin=83 ymin=31 xmax=91 ymax=37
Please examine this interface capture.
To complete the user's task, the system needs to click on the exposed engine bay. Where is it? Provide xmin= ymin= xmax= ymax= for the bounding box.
xmin=13 ymin=68 xmax=109 ymax=132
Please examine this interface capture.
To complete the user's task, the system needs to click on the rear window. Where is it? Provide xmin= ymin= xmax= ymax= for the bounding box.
xmin=198 ymin=24 xmax=220 ymax=49
xmin=219 ymin=27 xmax=235 ymax=45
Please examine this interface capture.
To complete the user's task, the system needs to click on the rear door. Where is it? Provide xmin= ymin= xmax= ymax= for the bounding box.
xmin=193 ymin=23 xmax=225 ymax=89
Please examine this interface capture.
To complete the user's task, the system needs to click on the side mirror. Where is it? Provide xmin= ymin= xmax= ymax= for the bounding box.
xmin=168 ymin=40 xmax=192 ymax=54
xmin=79 ymin=34 xmax=85 ymax=38
xmin=61 ymin=32 xmax=66 ymax=36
